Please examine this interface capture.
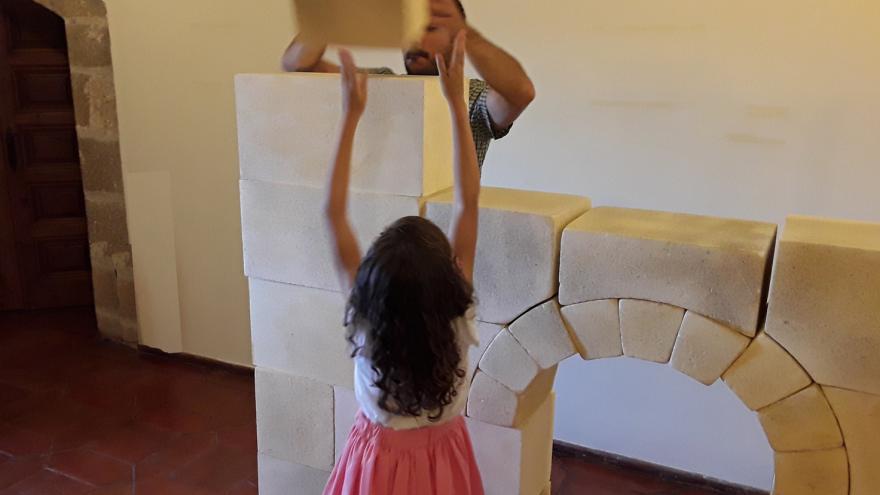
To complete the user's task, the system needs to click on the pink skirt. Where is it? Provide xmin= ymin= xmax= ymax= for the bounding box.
xmin=323 ymin=411 xmax=485 ymax=495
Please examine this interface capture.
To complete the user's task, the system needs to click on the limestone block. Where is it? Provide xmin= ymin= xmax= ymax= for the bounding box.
xmin=758 ymin=385 xmax=842 ymax=452
xmin=293 ymin=0 xmax=428 ymax=49
xmin=241 ymin=179 xmax=421 ymax=291
xmin=425 ymin=187 xmax=590 ymax=324
xmin=258 ymin=454 xmax=330 ymax=495
xmin=670 ymin=312 xmax=750 ymax=385
xmin=334 ymin=387 xmax=359 ymax=464
xmin=766 ymin=215 xmax=880 ymax=395
xmin=722 ymin=332 xmax=812 ymax=411
xmin=509 ymin=300 xmax=577 ymax=369
xmin=561 ymin=299 xmax=622 ymax=360
xmin=479 ymin=329 xmax=540 ymax=393
xmin=236 ymin=73 xmax=450 ymax=197
xmin=255 ymin=368 xmax=334 ymax=470
xmin=619 ymin=300 xmax=684 ymax=363
xmin=467 ymin=367 xmax=556 ymax=428
xmin=250 ymin=279 xmax=352 ymax=388
xmin=468 ymin=322 xmax=504 ymax=384
xmin=559 ymin=207 xmax=776 ymax=336
xmin=467 ymin=392 xmax=555 ymax=495
xmin=773 ymin=449 xmax=849 ymax=495
xmin=824 ymin=387 xmax=880 ymax=495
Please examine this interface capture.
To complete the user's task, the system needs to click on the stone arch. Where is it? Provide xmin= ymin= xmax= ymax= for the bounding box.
xmin=29 ymin=0 xmax=137 ymax=343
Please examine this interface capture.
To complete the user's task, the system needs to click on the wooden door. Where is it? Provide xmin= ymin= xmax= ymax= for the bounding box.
xmin=0 ymin=0 xmax=92 ymax=310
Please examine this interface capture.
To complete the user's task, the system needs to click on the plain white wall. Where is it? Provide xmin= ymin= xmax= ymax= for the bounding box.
xmin=339 ymin=0 xmax=880 ymax=490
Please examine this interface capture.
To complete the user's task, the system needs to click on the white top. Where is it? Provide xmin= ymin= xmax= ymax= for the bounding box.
xmin=353 ymin=310 xmax=479 ymax=430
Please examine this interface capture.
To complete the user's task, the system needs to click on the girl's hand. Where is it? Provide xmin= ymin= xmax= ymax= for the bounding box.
xmin=339 ymin=49 xmax=367 ymax=118
xmin=436 ymin=30 xmax=467 ymax=106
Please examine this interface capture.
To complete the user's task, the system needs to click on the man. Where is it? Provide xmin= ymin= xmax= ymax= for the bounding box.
xmin=281 ymin=0 xmax=535 ymax=169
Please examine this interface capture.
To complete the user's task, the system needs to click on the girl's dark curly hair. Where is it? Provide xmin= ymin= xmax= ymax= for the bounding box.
xmin=345 ymin=216 xmax=474 ymax=421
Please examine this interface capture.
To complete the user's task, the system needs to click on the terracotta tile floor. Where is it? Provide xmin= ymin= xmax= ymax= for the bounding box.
xmin=0 ymin=308 xmax=756 ymax=494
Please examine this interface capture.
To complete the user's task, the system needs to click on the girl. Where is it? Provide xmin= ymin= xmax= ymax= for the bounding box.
xmin=322 ymin=31 xmax=484 ymax=495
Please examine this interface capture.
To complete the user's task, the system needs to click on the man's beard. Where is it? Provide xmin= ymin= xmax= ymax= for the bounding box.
xmin=404 ymin=50 xmax=440 ymax=76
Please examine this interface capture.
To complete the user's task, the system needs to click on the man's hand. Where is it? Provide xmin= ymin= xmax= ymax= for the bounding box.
xmin=436 ymin=31 xmax=467 ymax=106
xmin=339 ymin=50 xmax=367 ymax=118
xmin=430 ymin=0 xmax=466 ymax=36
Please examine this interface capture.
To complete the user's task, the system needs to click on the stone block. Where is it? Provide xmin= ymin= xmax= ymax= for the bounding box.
xmin=508 ymin=300 xmax=577 ymax=369
xmin=670 ymin=311 xmax=750 ymax=385
xmin=559 ymin=207 xmax=776 ymax=336
xmin=426 ymin=187 xmax=590 ymax=324
xmin=467 ymin=367 xmax=556 ymax=428
xmin=468 ymin=322 xmax=504 ymax=384
xmin=293 ymin=0 xmax=428 ymax=48
xmin=479 ymin=329 xmax=540 ymax=393
xmin=334 ymin=387 xmax=359 ymax=464
xmin=766 ymin=215 xmax=880 ymax=395
xmin=66 ymin=20 xmax=112 ymax=68
xmin=79 ymin=137 xmax=123 ymax=194
xmin=773 ymin=449 xmax=849 ymax=495
xmin=255 ymin=368 xmax=334 ymax=470
xmin=722 ymin=332 xmax=812 ymax=411
xmin=84 ymin=193 xmax=130 ymax=254
xmin=258 ymin=453 xmax=330 ymax=495
xmin=35 ymin=0 xmax=106 ymax=18
xmin=759 ymin=385 xmax=842 ymax=452
xmin=561 ymin=299 xmax=622 ymax=360
xmin=236 ymin=73 xmax=451 ymax=197
xmin=824 ymin=387 xmax=880 ymax=495
xmin=619 ymin=300 xmax=684 ymax=363
xmin=467 ymin=392 xmax=554 ymax=495
xmin=249 ymin=279 xmax=353 ymax=388
xmin=240 ymin=179 xmax=421 ymax=291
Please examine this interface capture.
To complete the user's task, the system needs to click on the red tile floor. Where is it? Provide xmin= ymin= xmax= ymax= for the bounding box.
xmin=0 ymin=308 xmax=758 ymax=494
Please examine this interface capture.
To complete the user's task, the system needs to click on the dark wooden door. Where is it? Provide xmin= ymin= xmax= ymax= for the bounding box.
xmin=0 ymin=0 xmax=92 ymax=310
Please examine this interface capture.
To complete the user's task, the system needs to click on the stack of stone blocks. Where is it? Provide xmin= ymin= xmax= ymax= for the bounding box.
xmin=237 ymin=73 xmax=880 ymax=495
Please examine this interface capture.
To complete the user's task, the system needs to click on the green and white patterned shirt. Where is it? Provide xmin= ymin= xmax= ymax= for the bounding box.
xmin=368 ymin=68 xmax=511 ymax=169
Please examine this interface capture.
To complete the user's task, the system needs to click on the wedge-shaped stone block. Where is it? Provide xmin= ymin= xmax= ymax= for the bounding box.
xmin=467 ymin=392 xmax=555 ymax=495
xmin=560 ymin=208 xmax=776 ymax=336
xmin=468 ymin=322 xmax=504 ymax=384
xmin=236 ymin=73 xmax=450 ymax=197
xmin=259 ymin=453 xmax=330 ymax=495
xmin=333 ymin=386 xmax=359 ymax=464
xmin=766 ymin=215 xmax=880 ymax=395
xmin=241 ymin=180 xmax=421 ymax=291
xmin=825 ymin=387 xmax=880 ymax=495
xmin=255 ymin=368 xmax=334 ymax=470
xmin=561 ymin=299 xmax=622 ymax=360
xmin=293 ymin=0 xmax=428 ymax=49
xmin=722 ymin=332 xmax=812 ymax=411
xmin=773 ymin=449 xmax=849 ymax=495
xmin=426 ymin=187 xmax=590 ymax=324
xmin=250 ymin=279 xmax=352 ymax=388
xmin=479 ymin=329 xmax=540 ymax=393
xmin=509 ymin=300 xmax=577 ymax=369
xmin=670 ymin=312 xmax=750 ymax=385
xmin=619 ymin=300 xmax=684 ymax=363
xmin=759 ymin=385 xmax=843 ymax=453
xmin=467 ymin=367 xmax=556 ymax=428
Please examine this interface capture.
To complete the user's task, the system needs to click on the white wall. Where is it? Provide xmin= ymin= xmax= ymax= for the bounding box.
xmin=339 ymin=0 xmax=880 ymax=490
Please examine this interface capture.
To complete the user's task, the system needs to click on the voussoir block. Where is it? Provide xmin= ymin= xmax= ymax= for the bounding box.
xmin=560 ymin=208 xmax=776 ymax=336
xmin=670 ymin=311 xmax=750 ymax=386
xmin=561 ymin=299 xmax=622 ymax=360
xmin=479 ymin=329 xmax=540 ymax=393
xmin=824 ymin=387 xmax=880 ymax=495
xmin=258 ymin=454 xmax=330 ymax=495
xmin=766 ymin=215 xmax=880 ymax=396
xmin=241 ymin=179 xmax=421 ymax=291
xmin=508 ymin=300 xmax=577 ymax=369
xmin=758 ymin=385 xmax=843 ymax=453
xmin=236 ymin=73 xmax=451 ymax=197
xmin=425 ymin=187 xmax=590 ymax=324
xmin=467 ymin=392 xmax=555 ymax=495
xmin=249 ymin=279 xmax=352 ymax=389
xmin=467 ymin=367 xmax=556 ymax=428
xmin=255 ymin=368 xmax=334 ymax=470
xmin=773 ymin=449 xmax=849 ymax=495
xmin=468 ymin=322 xmax=505 ymax=384
xmin=293 ymin=0 xmax=428 ymax=49
xmin=722 ymin=332 xmax=812 ymax=411
xmin=619 ymin=299 xmax=684 ymax=363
